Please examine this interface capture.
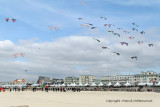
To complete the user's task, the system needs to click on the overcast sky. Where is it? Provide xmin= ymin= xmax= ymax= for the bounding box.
xmin=0 ymin=0 xmax=160 ymax=81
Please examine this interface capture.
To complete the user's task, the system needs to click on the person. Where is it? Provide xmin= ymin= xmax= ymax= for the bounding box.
xmin=10 ymin=87 xmax=12 ymax=92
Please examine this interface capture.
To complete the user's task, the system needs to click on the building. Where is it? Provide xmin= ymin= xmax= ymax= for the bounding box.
xmin=79 ymin=75 xmax=96 ymax=85
xmin=64 ymin=76 xmax=79 ymax=85
xmin=51 ymin=78 xmax=64 ymax=84
xmin=38 ymin=76 xmax=50 ymax=85
xmin=101 ymin=71 xmax=160 ymax=86
xmin=134 ymin=71 xmax=158 ymax=85
xmin=101 ymin=75 xmax=135 ymax=85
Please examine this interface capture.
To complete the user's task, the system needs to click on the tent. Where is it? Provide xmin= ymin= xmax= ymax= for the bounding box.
xmin=138 ymin=83 xmax=153 ymax=86
xmin=124 ymin=82 xmax=131 ymax=87
xmin=98 ymin=82 xmax=104 ymax=86
xmin=78 ymin=83 xmax=83 ymax=86
xmin=84 ymin=83 xmax=89 ymax=86
xmin=91 ymin=82 xmax=97 ymax=86
xmin=70 ymin=83 xmax=77 ymax=87
xmin=114 ymin=82 xmax=121 ymax=87
xmin=155 ymin=82 xmax=160 ymax=86
xmin=107 ymin=82 xmax=112 ymax=86
xmin=61 ymin=83 xmax=65 ymax=86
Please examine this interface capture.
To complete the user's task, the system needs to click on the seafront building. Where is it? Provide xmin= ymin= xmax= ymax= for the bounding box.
xmin=101 ymin=71 xmax=160 ymax=85
xmin=37 ymin=76 xmax=50 ymax=85
xmin=51 ymin=78 xmax=64 ymax=84
xmin=134 ymin=71 xmax=158 ymax=85
xmin=79 ymin=75 xmax=96 ymax=85
xmin=101 ymin=75 xmax=135 ymax=85
xmin=64 ymin=76 xmax=79 ymax=85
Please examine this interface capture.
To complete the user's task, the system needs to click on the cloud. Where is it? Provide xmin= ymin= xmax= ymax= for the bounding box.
xmin=0 ymin=27 xmax=160 ymax=81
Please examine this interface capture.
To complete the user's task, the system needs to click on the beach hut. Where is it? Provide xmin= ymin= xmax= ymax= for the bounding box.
xmin=107 ymin=82 xmax=112 ymax=86
xmin=124 ymin=82 xmax=131 ymax=87
xmin=84 ymin=83 xmax=89 ymax=86
xmin=114 ymin=82 xmax=121 ymax=87
xmin=98 ymin=82 xmax=103 ymax=86
xmin=91 ymin=82 xmax=97 ymax=86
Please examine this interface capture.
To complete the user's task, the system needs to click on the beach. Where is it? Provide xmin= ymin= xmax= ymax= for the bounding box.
xmin=0 ymin=91 xmax=160 ymax=107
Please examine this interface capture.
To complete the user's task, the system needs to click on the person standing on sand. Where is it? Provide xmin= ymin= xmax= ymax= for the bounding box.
xmin=9 ymin=87 xmax=12 ymax=92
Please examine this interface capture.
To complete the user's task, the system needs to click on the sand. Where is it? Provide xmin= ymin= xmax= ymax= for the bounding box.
xmin=0 ymin=91 xmax=160 ymax=107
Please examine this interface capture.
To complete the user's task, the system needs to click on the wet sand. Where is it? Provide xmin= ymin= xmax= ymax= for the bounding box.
xmin=0 ymin=91 xmax=160 ymax=107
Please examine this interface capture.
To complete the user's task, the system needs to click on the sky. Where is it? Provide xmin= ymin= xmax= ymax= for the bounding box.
xmin=0 ymin=0 xmax=160 ymax=81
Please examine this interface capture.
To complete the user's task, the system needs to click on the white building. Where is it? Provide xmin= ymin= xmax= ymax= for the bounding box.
xmin=134 ymin=71 xmax=158 ymax=85
xmin=101 ymin=75 xmax=135 ymax=85
xmin=79 ymin=75 xmax=96 ymax=85
xmin=101 ymin=71 xmax=159 ymax=86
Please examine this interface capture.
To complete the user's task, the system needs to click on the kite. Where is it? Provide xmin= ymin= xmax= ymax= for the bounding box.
xmin=14 ymin=79 xmax=25 ymax=84
xmin=14 ymin=53 xmax=25 ymax=57
xmin=130 ymin=56 xmax=138 ymax=60
xmin=81 ymin=2 xmax=88 ymax=6
xmin=91 ymin=27 xmax=97 ymax=29
xmin=81 ymin=24 xmax=89 ymax=28
xmin=93 ymin=38 xmax=100 ymax=42
xmin=12 ymin=18 xmax=16 ymax=22
xmin=54 ymin=27 xmax=59 ymax=31
xmin=100 ymin=17 xmax=107 ymax=20
xmin=148 ymin=44 xmax=153 ymax=47
xmin=78 ymin=18 xmax=85 ymax=20
xmin=102 ymin=47 xmax=109 ymax=49
xmin=137 ymin=41 xmax=143 ymax=45
xmin=5 ymin=18 xmax=10 ymax=22
xmin=117 ymin=27 xmax=123 ymax=30
xmin=132 ymin=28 xmax=138 ymax=32
xmin=140 ymin=31 xmax=145 ymax=35
xmin=112 ymin=52 xmax=120 ymax=56
xmin=123 ymin=30 xmax=129 ymax=33
xmin=121 ymin=42 xmax=128 ymax=46
xmin=108 ymin=31 xmax=114 ymax=33
xmin=104 ymin=24 xmax=107 ymax=27
xmin=5 ymin=18 xmax=16 ymax=22
xmin=49 ymin=26 xmax=53 ymax=29
xmin=49 ymin=26 xmax=59 ymax=31
xmin=132 ymin=23 xmax=138 ymax=27
xmin=129 ymin=37 xmax=134 ymax=39
xmin=113 ymin=33 xmax=120 ymax=37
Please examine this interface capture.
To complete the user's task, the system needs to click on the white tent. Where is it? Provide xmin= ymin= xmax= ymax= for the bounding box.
xmin=84 ymin=83 xmax=89 ymax=86
xmin=114 ymin=82 xmax=121 ymax=87
xmin=70 ymin=83 xmax=77 ymax=87
xmin=155 ymin=82 xmax=160 ymax=86
xmin=61 ymin=83 xmax=65 ymax=86
xmin=67 ymin=84 xmax=70 ymax=87
xmin=31 ymin=84 xmax=39 ymax=87
xmin=91 ymin=82 xmax=97 ymax=86
xmin=124 ymin=82 xmax=131 ymax=87
xmin=98 ymin=82 xmax=103 ymax=86
xmin=55 ymin=84 xmax=61 ymax=87
xmin=138 ymin=83 xmax=153 ymax=86
xmin=50 ymin=84 xmax=56 ymax=87
xmin=78 ymin=83 xmax=83 ymax=86
xmin=107 ymin=82 xmax=112 ymax=86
